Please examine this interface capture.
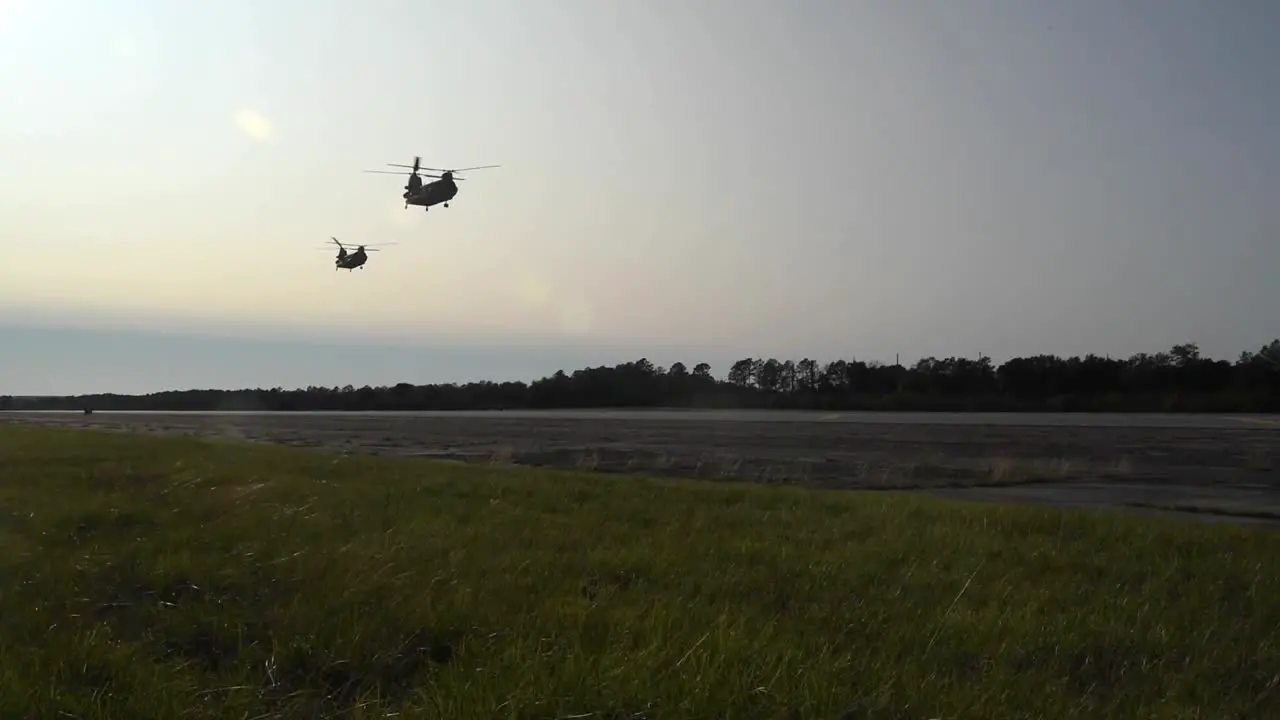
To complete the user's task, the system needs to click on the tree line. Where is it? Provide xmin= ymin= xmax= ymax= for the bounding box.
xmin=4 ymin=340 xmax=1280 ymax=413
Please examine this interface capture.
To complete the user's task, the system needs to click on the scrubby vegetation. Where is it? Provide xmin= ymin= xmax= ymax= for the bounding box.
xmin=2 ymin=424 xmax=1277 ymax=718
xmin=6 ymin=340 xmax=1280 ymax=413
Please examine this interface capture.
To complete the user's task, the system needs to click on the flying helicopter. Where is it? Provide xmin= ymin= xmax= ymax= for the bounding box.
xmin=322 ymin=237 xmax=396 ymax=271
xmin=363 ymin=156 xmax=500 ymax=211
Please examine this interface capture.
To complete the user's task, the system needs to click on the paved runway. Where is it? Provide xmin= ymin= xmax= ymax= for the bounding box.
xmin=9 ymin=408 xmax=1280 ymax=429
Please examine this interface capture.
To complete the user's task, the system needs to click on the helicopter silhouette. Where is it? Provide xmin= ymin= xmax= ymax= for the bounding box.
xmin=324 ymin=237 xmax=396 ymax=271
xmin=364 ymin=156 xmax=500 ymax=211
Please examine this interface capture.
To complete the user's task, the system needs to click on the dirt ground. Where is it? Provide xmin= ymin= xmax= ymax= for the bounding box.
xmin=6 ymin=412 xmax=1280 ymax=528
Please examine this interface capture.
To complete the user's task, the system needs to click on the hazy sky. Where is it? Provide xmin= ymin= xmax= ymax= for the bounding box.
xmin=3 ymin=1 xmax=1278 ymax=394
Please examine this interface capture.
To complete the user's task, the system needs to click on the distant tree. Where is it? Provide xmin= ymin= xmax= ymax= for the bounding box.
xmin=728 ymin=359 xmax=753 ymax=387
xmin=756 ymin=359 xmax=782 ymax=392
xmin=1170 ymin=342 xmax=1200 ymax=367
xmin=9 ymin=340 xmax=1280 ymax=414
xmin=796 ymin=358 xmax=819 ymax=392
xmin=779 ymin=360 xmax=797 ymax=393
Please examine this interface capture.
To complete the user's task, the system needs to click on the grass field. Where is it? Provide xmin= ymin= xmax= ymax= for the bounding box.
xmin=1 ymin=425 xmax=1278 ymax=719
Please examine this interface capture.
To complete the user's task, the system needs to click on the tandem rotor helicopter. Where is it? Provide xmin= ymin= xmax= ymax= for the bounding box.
xmin=323 ymin=237 xmax=397 ymax=271
xmin=364 ymin=156 xmax=501 ymax=211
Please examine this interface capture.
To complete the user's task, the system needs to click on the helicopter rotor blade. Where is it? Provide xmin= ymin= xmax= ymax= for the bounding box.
xmin=378 ymin=162 xmax=499 ymax=176
xmin=317 ymin=243 xmax=396 ymax=248
xmin=420 ymin=164 xmax=501 ymax=174
xmin=363 ymin=169 xmax=464 ymax=181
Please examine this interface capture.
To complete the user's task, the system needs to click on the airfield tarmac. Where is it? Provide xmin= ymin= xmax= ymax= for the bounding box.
xmin=5 ymin=409 xmax=1280 ymax=527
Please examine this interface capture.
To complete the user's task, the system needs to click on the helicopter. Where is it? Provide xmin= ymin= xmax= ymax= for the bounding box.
xmin=323 ymin=237 xmax=396 ymax=271
xmin=364 ymin=156 xmax=500 ymax=211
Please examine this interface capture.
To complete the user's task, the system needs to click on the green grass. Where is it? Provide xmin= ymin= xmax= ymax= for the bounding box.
xmin=1 ymin=425 xmax=1278 ymax=719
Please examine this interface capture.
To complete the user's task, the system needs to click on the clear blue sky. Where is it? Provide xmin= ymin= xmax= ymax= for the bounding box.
xmin=2 ymin=1 xmax=1277 ymax=395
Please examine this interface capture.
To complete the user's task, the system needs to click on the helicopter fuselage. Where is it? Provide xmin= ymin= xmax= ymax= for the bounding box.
xmin=335 ymin=250 xmax=367 ymax=270
xmin=404 ymin=178 xmax=458 ymax=210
